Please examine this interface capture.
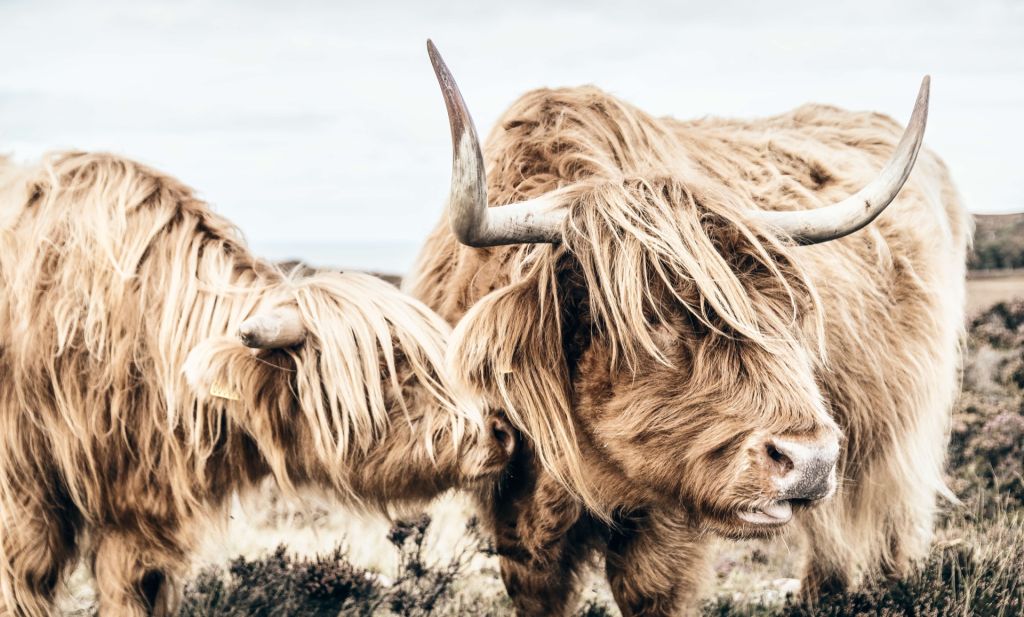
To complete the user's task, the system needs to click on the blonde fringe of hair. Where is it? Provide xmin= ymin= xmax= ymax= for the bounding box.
xmin=445 ymin=87 xmax=825 ymax=516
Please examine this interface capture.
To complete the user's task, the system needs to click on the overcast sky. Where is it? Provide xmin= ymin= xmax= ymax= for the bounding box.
xmin=1 ymin=1 xmax=1021 ymax=272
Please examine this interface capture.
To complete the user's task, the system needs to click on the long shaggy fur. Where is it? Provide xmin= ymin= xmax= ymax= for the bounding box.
xmin=409 ymin=86 xmax=969 ymax=615
xmin=0 ymin=152 xmax=488 ymax=616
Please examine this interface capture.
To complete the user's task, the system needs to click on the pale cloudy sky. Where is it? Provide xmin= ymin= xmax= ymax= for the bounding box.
xmin=1 ymin=0 xmax=1021 ymax=272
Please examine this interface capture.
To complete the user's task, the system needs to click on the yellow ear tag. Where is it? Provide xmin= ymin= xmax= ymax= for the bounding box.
xmin=210 ymin=382 xmax=240 ymax=401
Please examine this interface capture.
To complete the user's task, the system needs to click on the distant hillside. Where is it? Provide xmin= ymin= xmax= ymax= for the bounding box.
xmin=971 ymin=213 xmax=1024 ymax=270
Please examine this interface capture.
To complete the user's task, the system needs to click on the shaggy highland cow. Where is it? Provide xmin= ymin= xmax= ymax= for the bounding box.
xmin=0 ymin=152 xmax=513 ymax=616
xmin=410 ymin=42 xmax=969 ymax=616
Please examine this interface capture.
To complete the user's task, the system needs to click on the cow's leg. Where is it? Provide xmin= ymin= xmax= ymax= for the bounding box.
xmin=499 ymin=553 xmax=586 ymax=617
xmin=799 ymin=447 xmax=943 ymax=599
xmin=481 ymin=462 xmax=598 ymax=617
xmin=92 ymin=531 xmax=183 ymax=617
xmin=0 ymin=491 xmax=81 ymax=617
xmin=795 ymin=487 xmax=845 ymax=598
xmin=498 ymin=520 xmax=597 ymax=617
xmin=799 ymin=303 xmax=959 ymax=600
xmin=604 ymin=508 xmax=712 ymax=617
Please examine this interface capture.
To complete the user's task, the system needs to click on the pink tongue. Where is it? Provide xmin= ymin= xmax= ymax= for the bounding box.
xmin=738 ymin=501 xmax=793 ymax=525
xmin=762 ymin=501 xmax=793 ymax=521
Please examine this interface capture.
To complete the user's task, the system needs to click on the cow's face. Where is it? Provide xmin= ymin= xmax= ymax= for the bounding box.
xmin=447 ymin=184 xmax=844 ymax=537
xmin=551 ymin=217 xmax=844 ymax=538
xmin=186 ymin=271 xmax=514 ymax=507
xmin=340 ymin=325 xmax=517 ymax=504
xmin=571 ymin=310 xmax=841 ymax=539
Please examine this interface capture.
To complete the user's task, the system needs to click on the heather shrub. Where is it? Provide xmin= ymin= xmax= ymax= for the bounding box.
xmin=970 ymin=301 xmax=1024 ymax=347
xmin=949 ymin=392 xmax=1024 ymax=515
xmin=703 ymin=510 xmax=1024 ymax=616
xmin=781 ymin=519 xmax=1024 ymax=616
xmin=950 ymin=301 xmax=1024 ymax=515
xmin=178 ymin=546 xmax=378 ymax=617
xmin=178 ymin=515 xmax=486 ymax=617
xmin=381 ymin=514 xmax=486 ymax=617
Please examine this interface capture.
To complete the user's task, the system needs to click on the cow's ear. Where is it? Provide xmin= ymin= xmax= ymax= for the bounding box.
xmin=449 ymin=278 xmax=596 ymax=508
xmin=183 ymin=337 xmax=250 ymax=403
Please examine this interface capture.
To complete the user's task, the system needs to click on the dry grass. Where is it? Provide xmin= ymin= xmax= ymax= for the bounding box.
xmin=966 ymin=270 xmax=1024 ymax=314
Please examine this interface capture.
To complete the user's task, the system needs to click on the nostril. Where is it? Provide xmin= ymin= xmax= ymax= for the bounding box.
xmin=765 ymin=442 xmax=794 ymax=474
xmin=489 ymin=416 xmax=515 ymax=457
xmin=769 ymin=435 xmax=840 ymax=501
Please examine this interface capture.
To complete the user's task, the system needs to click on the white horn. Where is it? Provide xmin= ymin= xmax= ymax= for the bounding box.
xmin=428 ymin=39 xmax=567 ymax=247
xmin=238 ymin=306 xmax=306 ymax=349
xmin=750 ymin=76 xmax=930 ymax=245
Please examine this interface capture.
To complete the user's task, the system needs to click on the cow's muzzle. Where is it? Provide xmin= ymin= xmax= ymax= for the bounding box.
xmin=764 ymin=433 xmax=840 ymax=502
xmin=459 ymin=413 xmax=516 ymax=481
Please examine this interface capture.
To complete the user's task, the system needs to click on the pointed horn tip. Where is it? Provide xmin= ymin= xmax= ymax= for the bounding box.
xmin=917 ymin=76 xmax=930 ymax=107
xmin=426 ymin=39 xmax=444 ymax=73
xmin=910 ymin=76 xmax=930 ymax=129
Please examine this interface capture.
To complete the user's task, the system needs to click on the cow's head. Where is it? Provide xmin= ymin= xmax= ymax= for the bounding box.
xmin=185 ymin=271 xmax=514 ymax=508
xmin=426 ymin=41 xmax=928 ymax=537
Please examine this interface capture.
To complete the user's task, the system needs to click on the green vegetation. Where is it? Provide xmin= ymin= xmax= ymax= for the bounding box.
xmin=970 ymin=214 xmax=1024 ymax=271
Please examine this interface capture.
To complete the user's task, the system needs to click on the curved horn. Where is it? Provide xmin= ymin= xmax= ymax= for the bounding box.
xmin=750 ymin=77 xmax=930 ymax=245
xmin=238 ymin=306 xmax=306 ymax=349
xmin=428 ymin=40 xmax=567 ymax=247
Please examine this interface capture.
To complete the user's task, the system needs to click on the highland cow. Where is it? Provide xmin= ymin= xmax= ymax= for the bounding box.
xmin=0 ymin=152 xmax=513 ymax=616
xmin=410 ymin=42 xmax=969 ymax=616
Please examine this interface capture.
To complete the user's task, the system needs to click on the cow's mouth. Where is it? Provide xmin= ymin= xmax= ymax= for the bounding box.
xmin=736 ymin=500 xmax=793 ymax=526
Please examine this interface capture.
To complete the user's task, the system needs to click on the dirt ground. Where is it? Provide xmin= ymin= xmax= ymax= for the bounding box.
xmin=966 ymin=269 xmax=1024 ymax=314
